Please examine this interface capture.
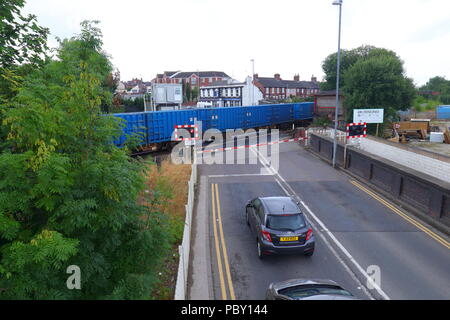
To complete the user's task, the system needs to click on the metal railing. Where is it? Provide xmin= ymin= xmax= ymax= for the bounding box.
xmin=174 ymin=162 xmax=197 ymax=300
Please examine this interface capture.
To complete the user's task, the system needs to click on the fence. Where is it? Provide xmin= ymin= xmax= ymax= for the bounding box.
xmin=174 ymin=162 xmax=197 ymax=300
xmin=308 ymin=132 xmax=450 ymax=230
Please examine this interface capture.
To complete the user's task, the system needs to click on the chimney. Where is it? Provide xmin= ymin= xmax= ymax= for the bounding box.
xmin=274 ymin=73 xmax=281 ymax=80
xmin=294 ymin=74 xmax=300 ymax=81
xmin=311 ymin=75 xmax=317 ymax=83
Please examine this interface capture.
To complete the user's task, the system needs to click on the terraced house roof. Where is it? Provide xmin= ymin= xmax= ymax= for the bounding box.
xmin=256 ymin=77 xmax=319 ymax=89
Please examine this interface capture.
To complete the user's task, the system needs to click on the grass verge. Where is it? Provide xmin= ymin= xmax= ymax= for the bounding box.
xmin=142 ymin=159 xmax=192 ymax=299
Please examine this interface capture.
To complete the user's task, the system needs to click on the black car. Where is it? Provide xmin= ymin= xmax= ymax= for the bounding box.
xmin=245 ymin=196 xmax=315 ymax=259
xmin=266 ymin=279 xmax=359 ymax=300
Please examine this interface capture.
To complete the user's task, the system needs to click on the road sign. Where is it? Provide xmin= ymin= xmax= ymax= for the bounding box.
xmin=353 ymin=109 xmax=384 ymax=124
xmin=347 ymin=122 xmax=367 ymax=139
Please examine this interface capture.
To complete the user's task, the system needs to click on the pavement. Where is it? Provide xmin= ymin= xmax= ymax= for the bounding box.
xmin=187 ymin=134 xmax=450 ymax=300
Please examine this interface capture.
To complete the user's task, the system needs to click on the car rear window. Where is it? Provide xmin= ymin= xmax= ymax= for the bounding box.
xmin=266 ymin=214 xmax=306 ymax=231
xmin=279 ymin=285 xmax=353 ymax=299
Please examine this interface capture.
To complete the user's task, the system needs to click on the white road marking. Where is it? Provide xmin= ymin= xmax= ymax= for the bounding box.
xmin=208 ymin=173 xmax=273 ymax=178
xmin=250 ymin=146 xmax=390 ymax=300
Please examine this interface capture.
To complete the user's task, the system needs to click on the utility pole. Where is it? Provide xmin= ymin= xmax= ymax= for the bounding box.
xmin=143 ymin=92 xmax=147 ymax=112
xmin=251 ymin=59 xmax=255 ymax=106
xmin=332 ymin=0 xmax=343 ymax=168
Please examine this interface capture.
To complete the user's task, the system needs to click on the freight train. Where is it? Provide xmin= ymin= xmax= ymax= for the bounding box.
xmin=113 ymin=102 xmax=314 ymax=153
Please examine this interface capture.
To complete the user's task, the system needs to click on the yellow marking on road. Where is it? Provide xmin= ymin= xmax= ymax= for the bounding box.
xmin=214 ymin=184 xmax=236 ymax=300
xmin=211 ymin=184 xmax=227 ymax=300
xmin=350 ymin=180 xmax=450 ymax=250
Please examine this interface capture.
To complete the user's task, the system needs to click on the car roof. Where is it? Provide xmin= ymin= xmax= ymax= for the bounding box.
xmin=259 ymin=197 xmax=301 ymax=215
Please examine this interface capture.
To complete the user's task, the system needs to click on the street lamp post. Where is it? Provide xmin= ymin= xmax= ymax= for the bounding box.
xmin=251 ymin=59 xmax=255 ymax=106
xmin=332 ymin=0 xmax=343 ymax=168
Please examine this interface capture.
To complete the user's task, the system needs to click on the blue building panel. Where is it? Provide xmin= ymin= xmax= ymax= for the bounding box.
xmin=436 ymin=106 xmax=450 ymax=120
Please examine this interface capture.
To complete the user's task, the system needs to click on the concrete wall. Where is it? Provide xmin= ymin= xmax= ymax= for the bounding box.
xmin=309 ymin=133 xmax=450 ymax=229
xmin=359 ymin=137 xmax=450 ymax=183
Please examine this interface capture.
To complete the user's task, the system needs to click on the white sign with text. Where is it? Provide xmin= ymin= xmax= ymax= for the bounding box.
xmin=353 ymin=109 xmax=384 ymax=124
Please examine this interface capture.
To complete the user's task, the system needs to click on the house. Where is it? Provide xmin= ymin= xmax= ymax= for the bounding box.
xmin=152 ymin=71 xmax=231 ymax=87
xmin=198 ymin=77 xmax=263 ymax=107
xmin=253 ymin=74 xmax=320 ymax=101
xmin=115 ymin=81 xmax=127 ymax=94
xmin=116 ymin=78 xmax=152 ymax=100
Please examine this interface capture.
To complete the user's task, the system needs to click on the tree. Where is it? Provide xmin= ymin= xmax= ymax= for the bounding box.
xmin=343 ymin=51 xmax=416 ymax=123
xmin=191 ymin=85 xmax=199 ymax=101
xmin=0 ymin=0 xmax=49 ymax=69
xmin=320 ymin=45 xmax=398 ymax=91
xmin=321 ymin=45 xmax=416 ymax=128
xmin=0 ymin=21 xmax=171 ymax=299
xmin=420 ymin=76 xmax=450 ymax=104
xmin=184 ymin=82 xmax=192 ymax=102
xmin=0 ymin=0 xmax=50 ymax=100
xmin=0 ymin=0 xmax=50 ymax=151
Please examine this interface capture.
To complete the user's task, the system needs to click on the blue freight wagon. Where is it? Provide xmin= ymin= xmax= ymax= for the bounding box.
xmin=436 ymin=106 xmax=450 ymax=120
xmin=113 ymin=112 xmax=147 ymax=147
xmin=113 ymin=102 xmax=314 ymax=150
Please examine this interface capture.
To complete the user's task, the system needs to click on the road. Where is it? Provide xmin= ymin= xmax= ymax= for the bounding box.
xmin=193 ymin=135 xmax=450 ymax=300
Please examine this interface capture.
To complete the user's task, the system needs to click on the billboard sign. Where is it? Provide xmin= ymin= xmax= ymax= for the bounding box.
xmin=353 ymin=109 xmax=384 ymax=124
xmin=153 ymin=83 xmax=183 ymax=104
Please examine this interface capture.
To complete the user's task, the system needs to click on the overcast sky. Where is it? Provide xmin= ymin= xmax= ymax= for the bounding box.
xmin=23 ymin=0 xmax=450 ymax=86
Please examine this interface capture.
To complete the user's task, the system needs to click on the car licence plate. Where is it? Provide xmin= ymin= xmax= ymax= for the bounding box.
xmin=280 ymin=236 xmax=298 ymax=242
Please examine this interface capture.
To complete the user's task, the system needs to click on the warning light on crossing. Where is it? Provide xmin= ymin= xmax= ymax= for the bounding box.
xmin=346 ymin=123 xmax=367 ymax=139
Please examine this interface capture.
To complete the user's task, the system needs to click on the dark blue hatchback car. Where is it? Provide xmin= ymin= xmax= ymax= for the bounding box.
xmin=245 ymin=196 xmax=315 ymax=258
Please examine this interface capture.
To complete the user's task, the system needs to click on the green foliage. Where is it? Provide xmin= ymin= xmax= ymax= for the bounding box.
xmin=0 ymin=19 xmax=172 ymax=299
xmin=412 ymin=95 xmax=440 ymax=112
xmin=322 ymin=45 xmax=416 ymax=123
xmin=183 ymin=82 xmax=198 ymax=102
xmin=420 ymin=76 xmax=450 ymax=105
xmin=343 ymin=52 xmax=416 ymax=122
xmin=283 ymin=96 xmax=315 ymax=103
xmin=191 ymin=86 xmax=199 ymax=101
xmin=0 ymin=0 xmax=49 ymax=69
xmin=121 ymin=96 xmax=145 ymax=112
xmin=0 ymin=0 xmax=49 ymax=104
xmin=312 ymin=116 xmax=331 ymax=128
xmin=184 ymin=82 xmax=192 ymax=102
xmin=321 ymin=45 xmax=399 ymax=91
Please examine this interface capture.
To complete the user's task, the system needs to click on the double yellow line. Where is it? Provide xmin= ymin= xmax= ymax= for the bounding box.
xmin=211 ymin=183 xmax=236 ymax=300
xmin=350 ymin=180 xmax=450 ymax=249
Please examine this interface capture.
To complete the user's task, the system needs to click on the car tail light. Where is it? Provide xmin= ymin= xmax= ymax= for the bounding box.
xmin=261 ymin=230 xmax=272 ymax=242
xmin=306 ymin=228 xmax=313 ymax=241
